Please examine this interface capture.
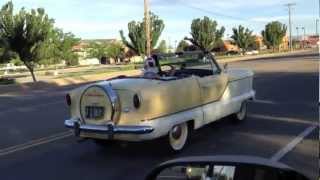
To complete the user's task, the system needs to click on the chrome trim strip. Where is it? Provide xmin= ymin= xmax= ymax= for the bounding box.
xmin=64 ymin=119 xmax=154 ymax=135
xmin=98 ymin=82 xmax=121 ymax=123
xmin=103 ymin=82 xmax=120 ymax=121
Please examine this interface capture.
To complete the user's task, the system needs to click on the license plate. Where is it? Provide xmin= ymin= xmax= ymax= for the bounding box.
xmin=85 ymin=106 xmax=105 ymax=119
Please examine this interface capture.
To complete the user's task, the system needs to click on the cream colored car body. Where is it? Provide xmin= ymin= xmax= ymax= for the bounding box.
xmin=65 ymin=67 xmax=255 ymax=142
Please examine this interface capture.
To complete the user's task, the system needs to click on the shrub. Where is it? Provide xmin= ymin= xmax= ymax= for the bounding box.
xmin=65 ymin=59 xmax=79 ymax=66
xmin=0 ymin=77 xmax=15 ymax=85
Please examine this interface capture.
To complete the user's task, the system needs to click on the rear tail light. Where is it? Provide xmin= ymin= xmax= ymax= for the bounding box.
xmin=66 ymin=94 xmax=71 ymax=106
xmin=133 ymin=94 xmax=141 ymax=109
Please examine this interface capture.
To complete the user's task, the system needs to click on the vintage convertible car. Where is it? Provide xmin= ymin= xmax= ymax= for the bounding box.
xmin=64 ymin=51 xmax=255 ymax=152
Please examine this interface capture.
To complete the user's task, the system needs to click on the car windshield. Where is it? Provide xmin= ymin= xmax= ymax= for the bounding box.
xmin=159 ymin=52 xmax=213 ymax=70
xmin=155 ymin=51 xmax=220 ymax=78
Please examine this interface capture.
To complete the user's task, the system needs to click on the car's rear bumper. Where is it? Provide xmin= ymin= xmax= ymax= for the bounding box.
xmin=64 ymin=119 xmax=154 ymax=139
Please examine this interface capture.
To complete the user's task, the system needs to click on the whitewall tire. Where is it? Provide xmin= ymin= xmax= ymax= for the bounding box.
xmin=233 ymin=101 xmax=247 ymax=121
xmin=168 ymin=122 xmax=189 ymax=152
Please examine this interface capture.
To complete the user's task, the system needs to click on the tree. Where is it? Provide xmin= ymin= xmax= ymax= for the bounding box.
xmin=176 ymin=40 xmax=189 ymax=52
xmin=156 ymin=40 xmax=167 ymax=53
xmin=0 ymin=47 xmax=16 ymax=63
xmin=87 ymin=42 xmax=125 ymax=64
xmin=261 ymin=21 xmax=287 ymax=51
xmin=0 ymin=2 xmax=55 ymax=82
xmin=186 ymin=16 xmax=225 ymax=52
xmin=56 ymin=31 xmax=80 ymax=66
xmin=38 ymin=29 xmax=80 ymax=66
xmin=87 ymin=42 xmax=109 ymax=61
xmin=120 ymin=12 xmax=165 ymax=56
xmin=231 ymin=25 xmax=255 ymax=53
xmin=106 ymin=42 xmax=125 ymax=63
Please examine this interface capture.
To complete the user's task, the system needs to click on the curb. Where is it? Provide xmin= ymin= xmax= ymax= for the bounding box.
xmin=217 ymin=49 xmax=312 ymax=64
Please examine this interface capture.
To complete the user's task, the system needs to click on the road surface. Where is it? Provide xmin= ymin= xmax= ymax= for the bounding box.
xmin=0 ymin=51 xmax=318 ymax=180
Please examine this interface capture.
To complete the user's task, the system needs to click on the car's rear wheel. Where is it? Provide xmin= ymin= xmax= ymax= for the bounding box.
xmin=168 ymin=122 xmax=190 ymax=152
xmin=232 ymin=101 xmax=247 ymax=121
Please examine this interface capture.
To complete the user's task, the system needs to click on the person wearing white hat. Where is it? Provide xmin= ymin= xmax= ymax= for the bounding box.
xmin=142 ymin=57 xmax=160 ymax=78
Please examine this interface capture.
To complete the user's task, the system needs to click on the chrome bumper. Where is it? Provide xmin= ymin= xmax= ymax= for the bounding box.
xmin=64 ymin=119 xmax=154 ymax=138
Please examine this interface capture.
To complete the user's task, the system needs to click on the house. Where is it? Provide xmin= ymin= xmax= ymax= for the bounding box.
xmin=303 ymin=35 xmax=319 ymax=48
xmin=255 ymin=36 xmax=267 ymax=50
xmin=72 ymin=39 xmax=123 ymax=65
xmin=223 ymin=40 xmax=239 ymax=52
xmin=279 ymin=36 xmax=289 ymax=50
xmin=213 ymin=40 xmax=239 ymax=53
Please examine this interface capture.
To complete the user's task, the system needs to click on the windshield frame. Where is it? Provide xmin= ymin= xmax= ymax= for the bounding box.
xmin=155 ymin=51 xmax=222 ymax=75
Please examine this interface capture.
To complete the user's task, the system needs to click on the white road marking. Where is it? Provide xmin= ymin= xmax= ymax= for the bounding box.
xmin=253 ymin=99 xmax=316 ymax=107
xmin=253 ymin=99 xmax=276 ymax=104
xmin=0 ymin=131 xmax=72 ymax=156
xmin=270 ymin=125 xmax=318 ymax=162
xmin=0 ymin=100 xmax=64 ymax=115
xmin=248 ymin=114 xmax=317 ymax=126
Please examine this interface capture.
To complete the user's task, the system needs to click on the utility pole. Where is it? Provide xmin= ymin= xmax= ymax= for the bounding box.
xmin=296 ymin=27 xmax=299 ymax=49
xmin=301 ymin=27 xmax=306 ymax=48
xmin=316 ymin=19 xmax=319 ymax=35
xmin=285 ymin=3 xmax=296 ymax=51
xmin=144 ymin=0 xmax=151 ymax=57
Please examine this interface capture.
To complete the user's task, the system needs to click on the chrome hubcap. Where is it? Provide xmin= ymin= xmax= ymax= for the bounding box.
xmin=171 ymin=125 xmax=182 ymax=139
xmin=169 ymin=123 xmax=188 ymax=151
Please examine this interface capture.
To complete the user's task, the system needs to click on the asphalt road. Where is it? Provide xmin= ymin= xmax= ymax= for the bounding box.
xmin=0 ymin=51 xmax=318 ymax=180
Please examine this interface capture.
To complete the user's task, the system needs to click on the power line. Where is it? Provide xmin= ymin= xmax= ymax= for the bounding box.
xmin=178 ymin=3 xmax=274 ymax=25
xmin=181 ymin=4 xmax=248 ymax=22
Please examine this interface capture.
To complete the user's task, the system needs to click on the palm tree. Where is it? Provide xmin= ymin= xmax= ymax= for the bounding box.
xmin=231 ymin=25 xmax=255 ymax=54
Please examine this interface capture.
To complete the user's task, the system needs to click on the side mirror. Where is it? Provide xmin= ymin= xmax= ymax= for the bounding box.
xmin=145 ymin=156 xmax=310 ymax=180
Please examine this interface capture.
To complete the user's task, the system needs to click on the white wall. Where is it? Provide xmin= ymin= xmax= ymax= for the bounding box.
xmin=79 ymin=58 xmax=100 ymax=65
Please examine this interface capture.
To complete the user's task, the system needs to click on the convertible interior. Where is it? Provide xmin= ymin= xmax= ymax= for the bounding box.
xmin=156 ymin=58 xmax=215 ymax=80
xmin=109 ymin=53 xmax=217 ymax=81
xmin=164 ymin=67 xmax=213 ymax=78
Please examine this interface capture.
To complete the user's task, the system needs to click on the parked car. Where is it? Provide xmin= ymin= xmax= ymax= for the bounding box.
xmin=64 ymin=51 xmax=255 ymax=152
xmin=245 ymin=50 xmax=259 ymax=55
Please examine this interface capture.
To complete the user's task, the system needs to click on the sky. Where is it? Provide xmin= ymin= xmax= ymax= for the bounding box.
xmin=3 ymin=0 xmax=320 ymax=47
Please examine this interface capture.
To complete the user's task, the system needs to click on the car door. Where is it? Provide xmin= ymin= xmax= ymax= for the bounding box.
xmin=197 ymin=66 xmax=228 ymax=124
xmin=197 ymin=73 xmax=228 ymax=104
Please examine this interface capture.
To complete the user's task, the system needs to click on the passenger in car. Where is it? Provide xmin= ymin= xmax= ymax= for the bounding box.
xmin=143 ymin=57 xmax=160 ymax=79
